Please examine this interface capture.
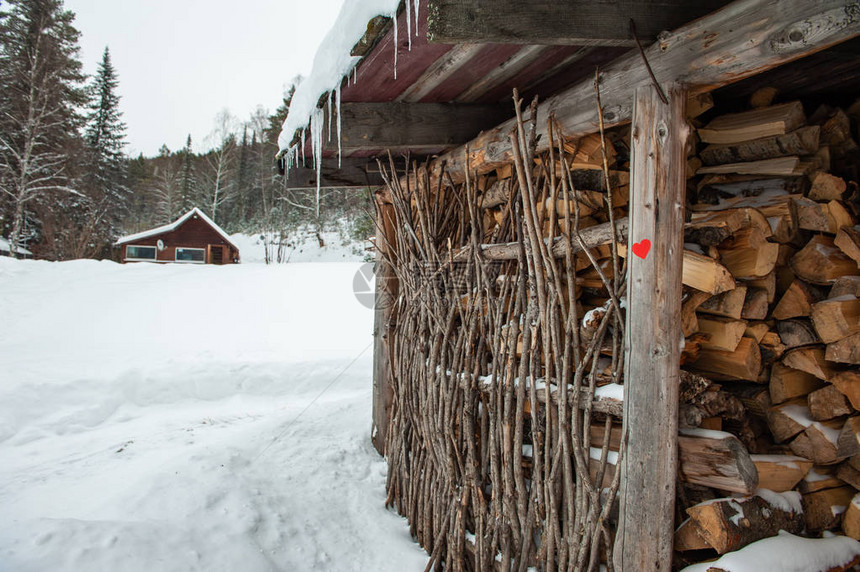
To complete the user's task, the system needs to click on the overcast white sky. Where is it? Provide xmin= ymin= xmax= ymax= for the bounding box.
xmin=65 ymin=0 xmax=346 ymax=157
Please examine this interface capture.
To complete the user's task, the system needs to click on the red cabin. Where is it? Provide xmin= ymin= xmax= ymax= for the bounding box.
xmin=115 ymin=208 xmax=240 ymax=264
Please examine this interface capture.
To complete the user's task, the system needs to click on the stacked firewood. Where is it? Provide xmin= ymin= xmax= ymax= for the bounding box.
xmin=505 ymin=93 xmax=860 ymax=567
xmin=667 ymin=93 xmax=860 ymax=568
xmin=379 ymin=90 xmax=860 ymax=569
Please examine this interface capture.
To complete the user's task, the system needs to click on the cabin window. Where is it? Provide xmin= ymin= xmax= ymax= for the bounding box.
xmin=125 ymin=245 xmax=157 ymax=260
xmin=175 ymin=247 xmax=205 ymax=263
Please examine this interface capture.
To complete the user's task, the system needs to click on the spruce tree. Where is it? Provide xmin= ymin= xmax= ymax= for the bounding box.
xmin=0 ymin=0 xmax=86 ymax=257
xmin=178 ymin=134 xmax=196 ymax=211
xmin=81 ymin=46 xmax=129 ymax=251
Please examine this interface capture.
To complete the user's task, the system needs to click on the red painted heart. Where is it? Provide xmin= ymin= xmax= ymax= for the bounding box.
xmin=632 ymin=239 xmax=651 ymax=259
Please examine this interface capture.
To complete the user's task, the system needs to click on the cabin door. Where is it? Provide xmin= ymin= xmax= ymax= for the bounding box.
xmin=208 ymin=245 xmax=224 ymax=265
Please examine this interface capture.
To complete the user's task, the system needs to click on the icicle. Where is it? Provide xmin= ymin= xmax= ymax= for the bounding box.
xmin=301 ymin=128 xmax=306 ymax=166
xmin=336 ymin=83 xmax=342 ymax=168
xmin=392 ymin=9 xmax=398 ymax=79
xmin=406 ymin=0 xmax=412 ymax=51
xmin=415 ymin=0 xmax=420 ymax=35
xmin=353 ymin=66 xmax=357 ymax=85
xmin=310 ymin=107 xmax=325 ymax=218
xmin=327 ymin=90 xmax=333 ymax=142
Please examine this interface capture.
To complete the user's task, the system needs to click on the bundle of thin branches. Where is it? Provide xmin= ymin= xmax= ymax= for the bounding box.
xmin=374 ymin=88 xmax=628 ymax=571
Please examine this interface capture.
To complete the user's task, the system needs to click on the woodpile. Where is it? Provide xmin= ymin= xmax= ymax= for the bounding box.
xmin=670 ymin=92 xmax=860 ymax=567
xmin=376 ymin=89 xmax=860 ymax=570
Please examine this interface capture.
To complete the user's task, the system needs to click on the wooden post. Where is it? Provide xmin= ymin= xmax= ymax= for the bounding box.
xmin=616 ymin=83 xmax=689 ymax=570
xmin=371 ymin=201 xmax=397 ymax=455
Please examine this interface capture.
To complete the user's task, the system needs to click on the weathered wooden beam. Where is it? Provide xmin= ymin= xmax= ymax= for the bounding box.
xmin=371 ymin=203 xmax=398 ymax=454
xmin=428 ymin=0 xmax=860 ymax=183
xmin=330 ymin=102 xmax=511 ymax=152
xmin=616 ymin=84 xmax=689 ymax=571
xmin=426 ymin=0 xmax=730 ymax=46
xmin=397 ymin=43 xmax=484 ymax=102
xmin=284 ymin=157 xmax=384 ymax=189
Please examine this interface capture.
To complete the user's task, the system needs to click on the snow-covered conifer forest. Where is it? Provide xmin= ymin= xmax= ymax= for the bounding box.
xmin=0 ymin=0 xmax=371 ymax=261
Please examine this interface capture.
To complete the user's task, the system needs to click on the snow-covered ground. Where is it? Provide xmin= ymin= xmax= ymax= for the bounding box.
xmin=229 ymin=230 xmax=369 ymax=265
xmin=0 ymin=256 xmax=427 ymax=571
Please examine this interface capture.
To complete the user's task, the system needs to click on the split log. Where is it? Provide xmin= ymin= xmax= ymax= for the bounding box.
xmin=809 ymin=171 xmax=848 ymax=201
xmin=699 ymin=125 xmax=820 ymax=165
xmin=843 ymin=494 xmax=860 ymax=540
xmin=698 ymin=286 xmax=747 ymax=320
xmin=835 ymin=226 xmax=860 ymax=265
xmin=790 ymin=420 xmax=845 ymax=465
xmin=750 ymin=454 xmax=813 ymax=492
xmin=831 ymin=276 xmax=860 ymax=299
xmin=682 ymin=290 xmax=712 ymax=337
xmin=798 ymin=466 xmax=845 ymax=494
xmin=812 ymin=106 xmax=852 ymax=146
xmin=810 ymin=296 xmax=860 ymax=344
xmin=678 ymin=428 xmax=759 ymax=494
xmin=790 ymin=234 xmax=858 ymax=285
xmin=673 ymin=518 xmax=712 ymax=552
xmin=802 ymin=485 xmax=856 ymax=532
xmin=836 ymin=463 xmax=860 ymax=491
xmin=795 ymin=197 xmax=856 ymax=233
xmin=767 ymin=398 xmax=813 ymax=442
xmin=697 ymin=316 xmax=747 ymax=352
xmin=776 ymin=244 xmax=798 ymax=294
xmin=772 ymin=279 xmax=825 ymax=320
xmin=776 ymin=319 xmax=820 ymax=349
xmin=831 ymin=371 xmax=860 ymax=411
xmin=782 ymin=346 xmax=838 ymax=381
xmin=838 ymin=417 xmax=860 ymax=459
xmin=744 ymin=321 xmax=771 ymax=343
xmin=686 ymin=208 xmax=771 ymax=246
xmin=741 ymin=287 xmax=770 ymax=320
xmin=746 ymin=272 xmax=776 ymax=304
xmin=683 ymin=250 xmax=737 ymax=295
xmin=769 ymin=362 xmax=823 ymax=405
xmin=697 ymin=156 xmax=811 ymax=177
xmin=685 ymin=492 xmax=803 ymax=554
xmin=690 ymin=337 xmax=762 ymax=382
xmin=749 ymin=87 xmax=779 ymax=109
xmin=828 ymin=333 xmax=860 ymax=365
xmin=759 ymin=331 xmax=786 ymax=364
xmin=809 ymin=385 xmax=853 ymax=421
xmin=698 ymin=101 xmax=806 ymax=145
xmin=687 ymin=92 xmax=715 ymax=119
xmin=719 ymin=242 xmax=779 ymax=280
xmin=692 ymin=192 xmax=799 ymax=244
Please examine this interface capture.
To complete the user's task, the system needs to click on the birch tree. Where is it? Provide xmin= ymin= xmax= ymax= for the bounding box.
xmin=199 ymin=110 xmax=236 ymax=224
xmin=0 ymin=0 xmax=85 ymax=257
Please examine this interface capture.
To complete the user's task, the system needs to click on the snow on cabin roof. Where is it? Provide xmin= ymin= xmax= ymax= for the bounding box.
xmin=115 ymin=208 xmax=239 ymax=251
xmin=276 ymin=0 xmax=404 ymax=156
xmin=0 ymin=236 xmax=32 ymax=255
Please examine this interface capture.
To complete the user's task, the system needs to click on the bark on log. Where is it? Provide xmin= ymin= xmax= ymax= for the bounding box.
xmin=685 ymin=493 xmax=803 ymax=554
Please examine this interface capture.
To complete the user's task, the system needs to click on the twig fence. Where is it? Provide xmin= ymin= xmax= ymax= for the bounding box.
xmin=375 ymin=93 xmax=629 ymax=571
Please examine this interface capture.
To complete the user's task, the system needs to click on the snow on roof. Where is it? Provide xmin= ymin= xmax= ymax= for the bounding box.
xmin=115 ymin=208 xmax=239 ymax=251
xmin=276 ymin=0 xmax=405 ymax=155
xmin=0 ymin=236 xmax=32 ymax=255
